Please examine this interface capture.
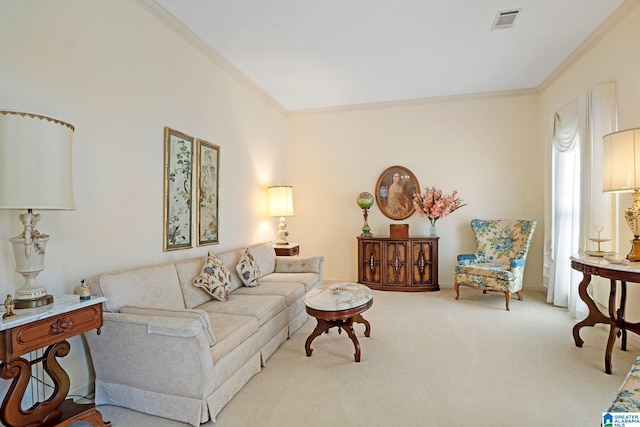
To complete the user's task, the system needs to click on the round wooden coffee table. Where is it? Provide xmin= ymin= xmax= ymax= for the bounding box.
xmin=303 ymin=283 xmax=373 ymax=362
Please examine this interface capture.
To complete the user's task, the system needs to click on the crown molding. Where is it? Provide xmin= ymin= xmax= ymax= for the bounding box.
xmin=538 ymin=0 xmax=640 ymax=93
xmin=286 ymin=88 xmax=539 ymax=117
xmin=134 ymin=0 xmax=287 ymax=115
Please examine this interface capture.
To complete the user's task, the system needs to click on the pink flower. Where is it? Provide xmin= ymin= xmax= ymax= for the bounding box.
xmin=412 ymin=187 xmax=466 ymax=225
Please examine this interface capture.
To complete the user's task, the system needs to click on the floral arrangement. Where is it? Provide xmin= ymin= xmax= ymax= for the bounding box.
xmin=412 ymin=187 xmax=466 ymax=225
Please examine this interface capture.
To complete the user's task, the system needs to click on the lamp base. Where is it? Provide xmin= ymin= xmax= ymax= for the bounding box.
xmin=275 ymin=216 xmax=289 ymax=245
xmin=14 ymin=294 xmax=54 ymax=309
xmin=627 ymin=238 xmax=640 ymax=262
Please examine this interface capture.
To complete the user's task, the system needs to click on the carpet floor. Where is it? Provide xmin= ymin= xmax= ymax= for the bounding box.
xmin=77 ymin=288 xmax=637 ymax=427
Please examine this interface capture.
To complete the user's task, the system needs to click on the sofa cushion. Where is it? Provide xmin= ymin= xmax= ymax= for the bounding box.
xmin=194 ymin=252 xmax=231 ymax=302
xmin=259 ymin=272 xmax=320 ymax=292
xmin=215 ymin=249 xmax=244 ymax=292
xmin=98 ymin=263 xmax=185 ymax=312
xmin=232 ymin=282 xmax=305 ymax=306
xmin=175 ymin=257 xmax=214 ymax=309
xmin=120 ymin=306 xmax=216 ymax=346
xmin=206 ymin=313 xmax=258 ymax=362
xmin=236 ymin=248 xmax=260 ymax=287
xmin=198 ymin=295 xmax=286 ymax=327
xmin=248 ymin=242 xmax=276 ymax=277
xmin=275 ymin=256 xmax=322 ymax=274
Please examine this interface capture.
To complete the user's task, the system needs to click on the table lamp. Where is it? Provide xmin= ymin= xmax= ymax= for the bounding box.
xmin=356 ymin=192 xmax=374 ymax=236
xmin=267 ymin=185 xmax=294 ymax=245
xmin=603 ymin=128 xmax=640 ymax=261
xmin=0 ymin=111 xmax=75 ymax=308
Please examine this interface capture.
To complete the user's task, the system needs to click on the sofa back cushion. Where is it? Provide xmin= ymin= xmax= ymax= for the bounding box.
xmin=216 ymin=249 xmax=244 ymax=290
xmin=97 ymin=262 xmax=185 ymax=312
xmin=176 ymin=257 xmax=214 ymax=309
xmin=248 ymin=242 xmax=276 ymax=277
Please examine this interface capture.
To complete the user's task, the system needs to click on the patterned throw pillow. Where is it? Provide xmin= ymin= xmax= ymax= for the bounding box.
xmin=236 ymin=247 xmax=260 ymax=287
xmin=193 ymin=252 xmax=231 ymax=302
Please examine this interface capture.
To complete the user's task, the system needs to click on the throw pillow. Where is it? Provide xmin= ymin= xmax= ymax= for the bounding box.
xmin=236 ymin=247 xmax=260 ymax=287
xmin=193 ymin=252 xmax=231 ymax=302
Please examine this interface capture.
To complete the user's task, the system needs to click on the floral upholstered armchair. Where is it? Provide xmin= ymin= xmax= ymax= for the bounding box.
xmin=454 ymin=219 xmax=536 ymax=311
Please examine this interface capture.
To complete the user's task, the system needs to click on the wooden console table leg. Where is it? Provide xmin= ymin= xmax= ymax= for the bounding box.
xmin=341 ymin=318 xmax=362 ymax=362
xmin=1 ymin=341 xmax=110 ymax=427
xmin=1 ymin=341 xmax=70 ymax=426
xmin=353 ymin=313 xmax=371 ymax=337
xmin=572 ymin=272 xmax=609 ymax=347
xmin=605 ymin=279 xmax=619 ymax=375
xmin=620 ymin=281 xmax=628 ymax=351
xmin=305 ymin=318 xmax=331 ymax=357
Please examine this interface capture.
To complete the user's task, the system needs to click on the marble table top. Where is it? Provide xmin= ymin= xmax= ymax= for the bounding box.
xmin=304 ymin=283 xmax=372 ymax=311
xmin=571 ymin=252 xmax=640 ymax=273
xmin=0 ymin=294 xmax=106 ymax=331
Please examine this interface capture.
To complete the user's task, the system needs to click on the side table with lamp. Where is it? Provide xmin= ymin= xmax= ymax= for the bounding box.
xmin=571 ymin=128 xmax=640 ymax=374
xmin=0 ymin=111 xmax=110 ymax=424
xmin=0 ymin=111 xmax=76 ymax=309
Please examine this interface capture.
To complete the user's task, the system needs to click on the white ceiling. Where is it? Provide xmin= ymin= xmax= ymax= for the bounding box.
xmin=151 ymin=0 xmax=625 ymax=111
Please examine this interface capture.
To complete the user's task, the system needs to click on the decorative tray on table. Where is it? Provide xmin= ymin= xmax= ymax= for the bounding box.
xmin=585 ymin=225 xmax=615 ymax=257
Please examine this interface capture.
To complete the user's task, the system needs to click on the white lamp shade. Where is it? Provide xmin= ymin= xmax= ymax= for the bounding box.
xmin=603 ymin=128 xmax=640 ymax=193
xmin=268 ymin=185 xmax=294 ymax=217
xmin=0 ymin=111 xmax=75 ymax=210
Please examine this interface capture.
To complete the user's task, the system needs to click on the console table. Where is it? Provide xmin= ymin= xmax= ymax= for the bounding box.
xmin=357 ymin=236 xmax=439 ymax=291
xmin=571 ymin=254 xmax=640 ymax=374
xmin=0 ymin=295 xmax=110 ymax=426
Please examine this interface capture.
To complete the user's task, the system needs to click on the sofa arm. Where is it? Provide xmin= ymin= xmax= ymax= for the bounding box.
xmin=119 ymin=306 xmax=215 ymax=346
xmin=457 ymin=254 xmax=479 ymax=266
xmin=275 ymin=256 xmax=324 ymax=274
xmin=85 ymin=312 xmax=216 ymax=400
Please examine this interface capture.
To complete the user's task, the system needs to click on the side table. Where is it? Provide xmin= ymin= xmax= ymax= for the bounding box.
xmin=0 ymin=295 xmax=110 ymax=427
xmin=303 ymin=283 xmax=373 ymax=362
xmin=274 ymin=243 xmax=299 ymax=256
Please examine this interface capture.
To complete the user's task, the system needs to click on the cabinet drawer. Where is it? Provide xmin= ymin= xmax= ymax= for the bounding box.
xmin=1 ymin=305 xmax=103 ymax=359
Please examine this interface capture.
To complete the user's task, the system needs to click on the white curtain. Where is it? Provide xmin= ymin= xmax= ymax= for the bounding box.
xmin=544 ymin=82 xmax=617 ymax=318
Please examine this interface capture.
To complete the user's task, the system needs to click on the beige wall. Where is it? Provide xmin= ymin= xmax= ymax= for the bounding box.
xmin=539 ymin=4 xmax=640 ymax=318
xmin=286 ymin=93 xmax=544 ymax=287
xmin=0 ymin=0 xmax=286 ymax=397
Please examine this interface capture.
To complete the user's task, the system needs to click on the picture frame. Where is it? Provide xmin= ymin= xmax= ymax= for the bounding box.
xmin=163 ymin=127 xmax=194 ymax=251
xmin=375 ymin=165 xmax=420 ymax=220
xmin=196 ymin=139 xmax=220 ymax=246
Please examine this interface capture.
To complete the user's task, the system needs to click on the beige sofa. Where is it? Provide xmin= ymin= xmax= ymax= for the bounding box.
xmin=83 ymin=242 xmax=323 ymax=426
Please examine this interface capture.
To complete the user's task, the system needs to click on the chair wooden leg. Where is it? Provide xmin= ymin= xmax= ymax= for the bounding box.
xmin=454 ymin=283 xmax=460 ymax=300
xmin=516 ymin=291 xmax=523 ymax=301
xmin=505 ymin=292 xmax=511 ymax=311
xmin=483 ymin=290 xmax=487 ymax=294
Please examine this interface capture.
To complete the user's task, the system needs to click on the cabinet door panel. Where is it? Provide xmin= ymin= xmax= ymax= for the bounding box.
xmin=360 ymin=240 xmax=382 ymax=285
xmin=412 ymin=240 xmax=433 ymax=285
xmin=384 ymin=241 xmax=408 ymax=285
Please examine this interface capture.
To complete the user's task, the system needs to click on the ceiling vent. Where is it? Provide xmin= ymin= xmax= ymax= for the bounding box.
xmin=491 ymin=9 xmax=522 ymax=30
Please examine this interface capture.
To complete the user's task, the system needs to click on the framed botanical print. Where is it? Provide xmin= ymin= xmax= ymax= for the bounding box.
xmin=196 ymin=139 xmax=220 ymax=246
xmin=163 ymin=127 xmax=194 ymax=251
xmin=375 ymin=165 xmax=420 ymax=220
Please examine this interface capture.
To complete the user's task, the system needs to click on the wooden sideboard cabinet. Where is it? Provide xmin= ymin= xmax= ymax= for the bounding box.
xmin=357 ymin=236 xmax=439 ymax=291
